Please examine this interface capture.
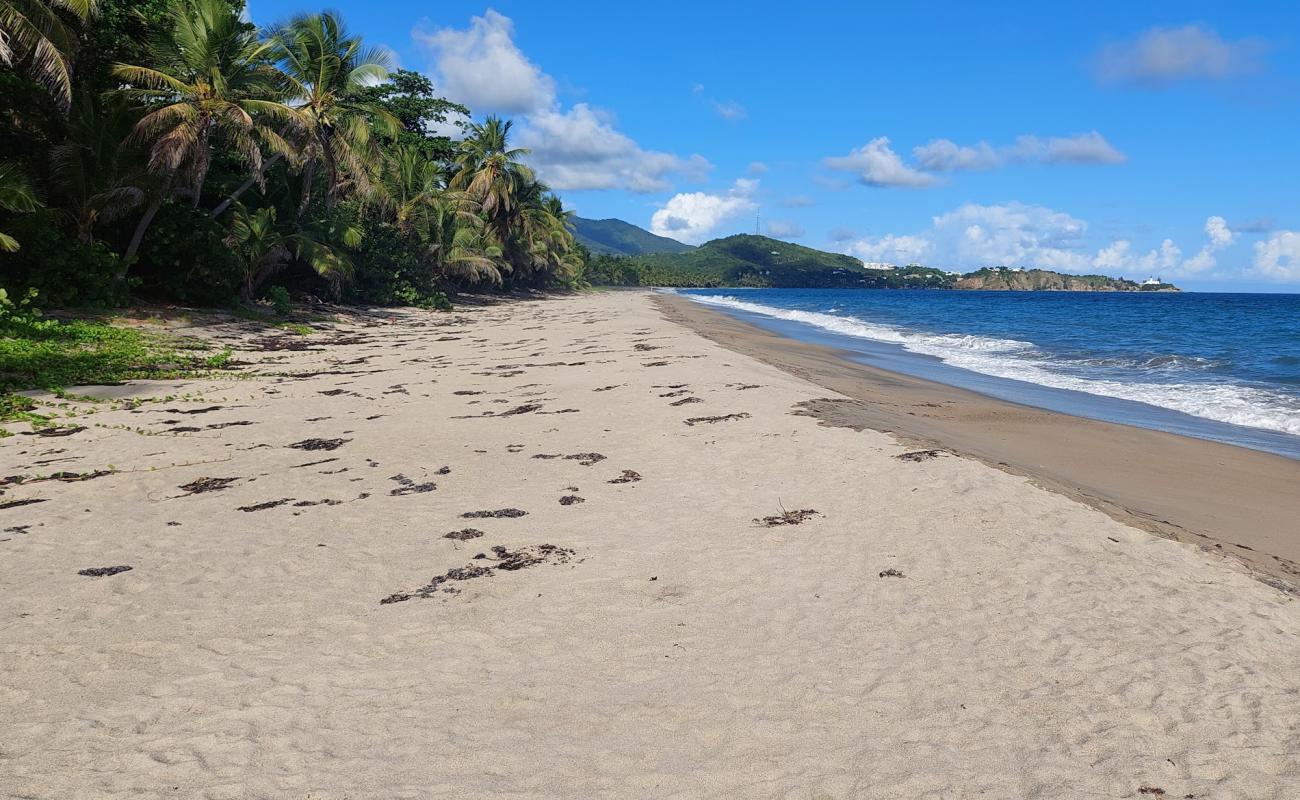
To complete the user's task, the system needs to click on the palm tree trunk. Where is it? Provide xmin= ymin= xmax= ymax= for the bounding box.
xmin=119 ymin=199 xmax=162 ymax=282
xmin=297 ymin=159 xmax=317 ymax=219
xmin=212 ymin=154 xmax=284 ymax=219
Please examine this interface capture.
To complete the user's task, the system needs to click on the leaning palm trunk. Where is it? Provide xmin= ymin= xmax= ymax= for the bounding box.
xmin=119 ymin=198 xmax=161 ymax=280
xmin=212 ymin=152 xmax=284 ymax=218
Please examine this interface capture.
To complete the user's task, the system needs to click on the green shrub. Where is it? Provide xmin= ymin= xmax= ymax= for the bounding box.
xmin=264 ymin=285 xmax=292 ymax=315
xmin=0 ymin=212 xmax=125 ymax=307
xmin=344 ymin=220 xmax=450 ymax=309
xmin=132 ymin=201 xmax=242 ymax=306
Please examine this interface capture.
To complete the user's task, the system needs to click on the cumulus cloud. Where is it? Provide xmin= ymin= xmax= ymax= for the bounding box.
xmin=417 ymin=11 xmax=706 ymax=193
xmin=746 ymin=161 xmax=768 ymax=175
xmin=914 ymin=132 xmax=1125 ymax=171
xmin=844 ymin=234 xmax=932 ymax=265
xmin=650 ymin=179 xmax=758 ymax=245
xmin=782 ymin=195 xmax=814 ymax=208
xmin=1093 ymin=24 xmax=1266 ymax=86
xmin=415 ymin=10 xmax=554 ymax=114
xmin=518 ymin=105 xmax=710 ymax=193
xmin=1252 ymin=231 xmax=1300 ymax=281
xmin=828 ymin=132 xmax=1123 ymax=187
xmin=827 ymin=226 xmax=859 ymax=243
xmin=764 ymin=220 xmax=805 ymax=239
xmin=823 ymin=138 xmax=936 ymax=188
xmin=837 ymin=205 xmax=1238 ymax=278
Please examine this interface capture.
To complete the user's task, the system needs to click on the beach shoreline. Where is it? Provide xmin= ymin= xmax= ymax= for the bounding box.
xmin=656 ymin=290 xmax=1300 ymax=593
xmin=2 ymin=290 xmax=1298 ymax=797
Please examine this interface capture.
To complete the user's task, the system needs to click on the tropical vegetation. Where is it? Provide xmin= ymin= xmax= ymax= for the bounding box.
xmin=0 ymin=0 xmax=584 ymax=314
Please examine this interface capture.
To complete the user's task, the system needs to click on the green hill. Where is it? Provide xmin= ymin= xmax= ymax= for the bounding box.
xmin=570 ymin=217 xmax=695 ymax=256
xmin=582 ymin=236 xmax=1181 ymax=291
xmin=584 ymin=234 xmax=950 ymax=288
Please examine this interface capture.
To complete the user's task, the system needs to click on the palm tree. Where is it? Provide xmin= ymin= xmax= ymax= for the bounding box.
xmin=269 ymin=10 xmax=397 ymax=214
xmin=49 ymin=93 xmax=149 ymax=241
xmin=375 ymin=143 xmax=443 ymax=234
xmin=0 ymin=160 xmax=42 ymax=251
xmin=226 ymin=202 xmax=356 ymax=300
xmin=451 ymin=115 xmax=533 ymax=240
xmin=112 ymin=0 xmax=297 ymax=207
xmin=0 ymin=0 xmax=96 ymax=110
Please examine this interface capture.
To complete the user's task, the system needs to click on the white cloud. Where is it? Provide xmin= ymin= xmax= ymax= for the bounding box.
xmin=417 ymin=11 xmax=705 ymax=193
xmin=844 ymin=234 xmax=932 ymax=265
xmin=914 ymin=132 xmax=1125 ymax=171
xmin=764 ymin=220 xmax=805 ymax=239
xmin=746 ymin=161 xmax=768 ymax=175
xmin=823 ymin=137 xmax=936 ymax=188
xmin=782 ymin=194 xmax=814 ymax=208
xmin=838 ymin=206 xmax=1242 ymax=279
xmin=415 ymin=10 xmax=554 ymax=114
xmin=692 ymin=83 xmax=747 ymax=121
xmin=518 ymin=105 xmax=710 ymax=193
xmin=712 ymin=99 xmax=747 ymax=121
xmin=1094 ymin=25 xmax=1266 ymax=86
xmin=650 ymin=179 xmax=758 ymax=245
xmin=1252 ymin=231 xmax=1300 ymax=281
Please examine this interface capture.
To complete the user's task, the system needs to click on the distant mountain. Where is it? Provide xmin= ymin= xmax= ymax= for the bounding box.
xmin=570 ymin=217 xmax=695 ymax=256
xmin=587 ymin=234 xmax=952 ymax=288
xmin=583 ymin=235 xmax=1180 ymax=291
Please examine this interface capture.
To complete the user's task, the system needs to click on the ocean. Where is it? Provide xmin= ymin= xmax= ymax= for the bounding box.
xmin=678 ymin=288 xmax=1300 ymax=459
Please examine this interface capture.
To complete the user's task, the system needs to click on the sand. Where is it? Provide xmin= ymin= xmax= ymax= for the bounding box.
xmin=1 ymin=290 xmax=1298 ymax=799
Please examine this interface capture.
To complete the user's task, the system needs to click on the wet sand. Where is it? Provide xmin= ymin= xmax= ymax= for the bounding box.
xmin=658 ymin=291 xmax=1300 ymax=592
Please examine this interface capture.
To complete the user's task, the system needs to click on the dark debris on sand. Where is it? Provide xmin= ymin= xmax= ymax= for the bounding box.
xmin=755 ymin=508 xmax=819 ymax=527
xmin=0 ymin=498 xmax=47 ymax=510
xmin=444 ymin=528 xmax=485 ymax=541
xmin=670 ymin=397 xmax=703 ymax=406
xmin=607 ymin=470 xmax=641 ymax=484
xmin=684 ymin=413 xmax=750 ymax=426
xmin=895 ymin=450 xmax=943 ymax=462
xmin=178 ymin=477 xmax=239 ymax=495
xmin=380 ymin=544 xmax=576 ymax=604
xmin=287 ymin=438 xmax=351 ymax=451
xmin=559 ymin=495 xmax=585 ymax=505
xmin=238 ymin=498 xmax=293 ymax=512
xmin=78 ymin=565 xmax=132 ymax=577
xmin=461 ymin=508 xmax=527 ymax=519
xmin=389 ymin=473 xmax=437 ymax=496
xmin=533 ymin=452 xmax=606 ymax=467
xmin=879 ymin=568 xmax=905 ymax=578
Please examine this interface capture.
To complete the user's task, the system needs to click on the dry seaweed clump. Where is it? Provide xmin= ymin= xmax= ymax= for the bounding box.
xmin=461 ymin=508 xmax=527 ymax=519
xmin=754 ymin=508 xmax=820 ymax=527
xmin=895 ymin=450 xmax=943 ymax=462
xmin=178 ymin=477 xmax=238 ymax=495
xmin=380 ymin=544 xmax=576 ymax=604
xmin=287 ymin=438 xmax=351 ymax=452
xmin=78 ymin=565 xmax=132 ymax=577
xmin=444 ymin=528 xmax=484 ymax=541
xmin=684 ymin=413 xmax=750 ymax=426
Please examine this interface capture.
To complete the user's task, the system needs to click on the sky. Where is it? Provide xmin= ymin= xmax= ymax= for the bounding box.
xmin=247 ymin=0 xmax=1300 ymax=291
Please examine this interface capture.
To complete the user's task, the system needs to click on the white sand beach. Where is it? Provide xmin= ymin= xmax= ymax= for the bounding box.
xmin=2 ymin=291 xmax=1298 ymax=799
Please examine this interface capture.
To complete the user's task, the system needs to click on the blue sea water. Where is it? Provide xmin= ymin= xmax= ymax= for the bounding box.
xmin=677 ymin=288 xmax=1300 ymax=459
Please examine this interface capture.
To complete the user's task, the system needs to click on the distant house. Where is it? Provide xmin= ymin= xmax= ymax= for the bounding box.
xmin=862 ymin=261 xmax=897 ymax=270
xmin=1142 ymin=277 xmax=1163 ymax=286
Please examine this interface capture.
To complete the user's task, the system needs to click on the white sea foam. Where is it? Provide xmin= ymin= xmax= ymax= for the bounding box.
xmin=689 ymin=294 xmax=1300 ymax=437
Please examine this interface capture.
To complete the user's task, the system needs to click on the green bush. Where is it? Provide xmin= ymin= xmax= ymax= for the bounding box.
xmin=132 ymin=201 xmax=242 ymax=306
xmin=0 ymin=212 xmax=125 ymax=307
xmin=264 ymin=285 xmax=292 ymax=315
xmin=344 ymin=220 xmax=449 ymax=309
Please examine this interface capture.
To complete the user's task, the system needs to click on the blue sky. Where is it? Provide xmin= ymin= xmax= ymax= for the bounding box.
xmin=248 ymin=0 xmax=1300 ymax=291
